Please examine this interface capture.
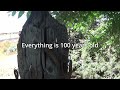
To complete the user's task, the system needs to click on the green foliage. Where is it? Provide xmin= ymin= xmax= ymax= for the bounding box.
xmin=8 ymin=11 xmax=31 ymax=19
xmin=26 ymin=11 xmax=31 ymax=19
xmin=12 ymin=11 xmax=16 ymax=16
xmin=18 ymin=11 xmax=24 ymax=18
xmin=51 ymin=11 xmax=120 ymax=79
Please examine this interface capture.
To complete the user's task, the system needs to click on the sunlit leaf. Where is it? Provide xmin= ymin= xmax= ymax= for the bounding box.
xmin=18 ymin=11 xmax=24 ymax=18
xmin=12 ymin=11 xmax=16 ymax=16
xmin=27 ymin=11 xmax=31 ymax=19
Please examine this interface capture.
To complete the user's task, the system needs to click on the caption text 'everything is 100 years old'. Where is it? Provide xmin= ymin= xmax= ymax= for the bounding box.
xmin=22 ymin=42 xmax=99 ymax=49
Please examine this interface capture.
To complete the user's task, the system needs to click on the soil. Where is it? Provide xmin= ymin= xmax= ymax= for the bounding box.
xmin=0 ymin=54 xmax=18 ymax=79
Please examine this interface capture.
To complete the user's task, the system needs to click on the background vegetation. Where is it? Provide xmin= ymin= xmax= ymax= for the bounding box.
xmin=0 ymin=41 xmax=17 ymax=56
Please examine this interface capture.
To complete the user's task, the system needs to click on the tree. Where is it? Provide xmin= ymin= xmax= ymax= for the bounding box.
xmin=9 ymin=11 xmax=72 ymax=79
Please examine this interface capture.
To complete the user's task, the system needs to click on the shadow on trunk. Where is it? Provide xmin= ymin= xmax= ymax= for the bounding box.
xmin=17 ymin=11 xmax=72 ymax=79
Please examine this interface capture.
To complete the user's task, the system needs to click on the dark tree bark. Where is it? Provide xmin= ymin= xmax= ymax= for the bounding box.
xmin=17 ymin=11 xmax=72 ymax=79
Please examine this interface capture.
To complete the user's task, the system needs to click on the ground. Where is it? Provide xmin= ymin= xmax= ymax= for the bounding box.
xmin=0 ymin=54 xmax=18 ymax=79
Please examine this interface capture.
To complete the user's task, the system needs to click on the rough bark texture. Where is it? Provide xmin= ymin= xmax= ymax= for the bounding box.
xmin=17 ymin=11 xmax=72 ymax=79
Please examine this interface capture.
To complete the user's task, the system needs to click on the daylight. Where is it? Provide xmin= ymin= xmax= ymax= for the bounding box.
xmin=0 ymin=11 xmax=27 ymax=79
xmin=0 ymin=11 xmax=27 ymax=33
xmin=0 ymin=11 xmax=120 ymax=79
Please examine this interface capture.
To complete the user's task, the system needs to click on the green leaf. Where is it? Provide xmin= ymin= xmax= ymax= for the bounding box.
xmin=27 ymin=11 xmax=31 ymax=19
xmin=12 ymin=11 xmax=16 ymax=16
xmin=18 ymin=11 xmax=24 ymax=18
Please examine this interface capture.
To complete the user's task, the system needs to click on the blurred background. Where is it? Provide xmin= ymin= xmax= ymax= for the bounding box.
xmin=0 ymin=11 xmax=27 ymax=79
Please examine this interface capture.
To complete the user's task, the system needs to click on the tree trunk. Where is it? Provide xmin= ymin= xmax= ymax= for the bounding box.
xmin=17 ymin=11 xmax=72 ymax=79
